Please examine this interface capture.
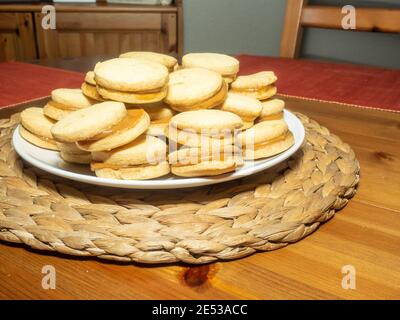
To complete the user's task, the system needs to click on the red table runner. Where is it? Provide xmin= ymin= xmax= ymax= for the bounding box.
xmin=1 ymin=58 xmax=399 ymax=112
xmin=0 ymin=61 xmax=84 ymax=109
xmin=238 ymin=55 xmax=400 ymax=112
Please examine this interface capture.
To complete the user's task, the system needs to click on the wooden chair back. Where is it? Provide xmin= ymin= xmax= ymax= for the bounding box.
xmin=280 ymin=0 xmax=400 ymax=58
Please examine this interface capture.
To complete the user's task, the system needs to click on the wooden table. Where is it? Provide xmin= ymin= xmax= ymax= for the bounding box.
xmin=0 ymin=58 xmax=399 ymax=300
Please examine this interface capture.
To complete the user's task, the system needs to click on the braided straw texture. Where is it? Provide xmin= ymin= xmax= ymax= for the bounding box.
xmin=0 ymin=112 xmax=359 ymax=265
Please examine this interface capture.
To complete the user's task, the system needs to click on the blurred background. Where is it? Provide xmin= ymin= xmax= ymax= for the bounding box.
xmin=0 ymin=0 xmax=399 ymax=68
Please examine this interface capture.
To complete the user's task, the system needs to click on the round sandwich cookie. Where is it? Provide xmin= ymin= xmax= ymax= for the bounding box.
xmin=219 ymin=92 xmax=262 ymax=129
xmin=170 ymin=109 xmax=243 ymax=133
xmin=231 ymin=71 xmax=278 ymax=100
xmin=168 ymin=146 xmax=242 ymax=177
xmin=51 ymin=101 xmax=126 ymax=142
xmin=20 ymin=107 xmax=58 ymax=150
xmin=91 ymin=135 xmax=170 ymax=180
xmin=167 ymin=109 xmax=243 ymax=149
xmin=119 ymin=51 xmax=178 ymax=72
xmin=182 ymin=53 xmax=239 ymax=84
xmin=94 ymin=58 xmax=169 ymax=104
xmin=56 ymin=141 xmax=89 ymax=154
xmin=169 ymin=144 xmax=243 ymax=165
xmin=237 ymin=120 xmax=294 ymax=160
xmin=97 ymin=86 xmax=168 ymax=105
xmin=42 ymin=104 xmax=73 ymax=122
xmin=93 ymin=162 xmax=170 ymax=180
xmin=19 ymin=126 xmax=58 ymax=151
xmin=168 ymin=148 xmax=239 ymax=177
xmin=164 ymin=68 xmax=227 ymax=112
xmin=60 ymin=151 xmax=92 ymax=165
xmin=56 ymin=142 xmax=91 ymax=164
xmin=51 ymin=101 xmax=150 ymax=152
xmin=81 ymin=71 xmax=104 ymax=101
xmin=76 ymin=108 xmax=150 ymax=152
xmin=258 ymin=98 xmax=285 ymax=122
xmin=167 ymin=127 xmax=236 ymax=149
xmin=43 ymin=88 xmax=95 ymax=121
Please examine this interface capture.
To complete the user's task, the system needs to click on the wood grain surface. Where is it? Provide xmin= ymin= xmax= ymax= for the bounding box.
xmin=0 ymin=2 xmax=183 ymax=61
xmin=0 ymin=60 xmax=399 ymax=300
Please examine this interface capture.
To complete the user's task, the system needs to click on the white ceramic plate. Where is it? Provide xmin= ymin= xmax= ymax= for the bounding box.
xmin=12 ymin=110 xmax=305 ymax=189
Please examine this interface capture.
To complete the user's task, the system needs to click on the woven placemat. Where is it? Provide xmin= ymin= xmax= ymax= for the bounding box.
xmin=0 ymin=112 xmax=360 ymax=265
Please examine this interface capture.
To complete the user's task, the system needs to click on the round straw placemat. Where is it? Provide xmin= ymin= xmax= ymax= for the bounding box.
xmin=0 ymin=112 xmax=359 ymax=265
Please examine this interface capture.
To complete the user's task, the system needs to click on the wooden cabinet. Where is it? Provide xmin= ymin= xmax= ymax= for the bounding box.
xmin=0 ymin=12 xmax=36 ymax=61
xmin=0 ymin=2 xmax=183 ymax=62
xmin=35 ymin=11 xmax=177 ymax=59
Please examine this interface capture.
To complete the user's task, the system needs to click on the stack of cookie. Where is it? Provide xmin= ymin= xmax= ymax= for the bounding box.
xmin=43 ymin=88 xmax=94 ymax=121
xmin=258 ymin=98 xmax=285 ymax=122
xmin=50 ymin=102 xmax=168 ymax=179
xmin=164 ymin=68 xmax=228 ymax=112
xmin=19 ymin=50 xmax=295 ymax=180
xmin=167 ymin=110 xmax=244 ymax=177
xmin=20 ymin=107 xmax=58 ymax=151
xmin=237 ymin=120 xmax=294 ymax=160
xmin=230 ymin=71 xmax=277 ymax=100
xmin=91 ymin=135 xmax=169 ymax=180
xmin=219 ymin=93 xmax=263 ymax=129
xmin=81 ymin=70 xmax=104 ymax=102
xmin=94 ymin=58 xmax=169 ymax=104
xmin=228 ymin=70 xmax=286 ymax=122
xmin=182 ymin=53 xmax=239 ymax=84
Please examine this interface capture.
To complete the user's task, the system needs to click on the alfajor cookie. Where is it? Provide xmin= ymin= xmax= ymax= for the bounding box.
xmin=91 ymin=135 xmax=170 ymax=180
xmin=119 ymin=51 xmax=178 ymax=72
xmin=237 ymin=120 xmax=294 ymax=160
xmin=43 ymin=88 xmax=95 ymax=121
xmin=258 ymin=99 xmax=285 ymax=122
xmin=81 ymin=71 xmax=104 ymax=101
xmin=20 ymin=107 xmax=58 ymax=150
xmin=168 ymin=109 xmax=243 ymax=150
xmin=231 ymin=71 xmax=278 ymax=100
xmin=51 ymin=101 xmax=150 ymax=152
xmin=168 ymin=146 xmax=242 ymax=177
xmin=60 ymin=151 xmax=92 ymax=165
xmin=170 ymin=109 xmax=243 ymax=133
xmin=56 ymin=142 xmax=91 ymax=164
xmin=219 ymin=92 xmax=262 ymax=129
xmin=182 ymin=53 xmax=239 ymax=84
xmin=164 ymin=68 xmax=227 ymax=112
xmin=94 ymin=58 xmax=169 ymax=104
xmin=167 ymin=110 xmax=243 ymax=174
xmin=45 ymin=88 xmax=94 ymax=119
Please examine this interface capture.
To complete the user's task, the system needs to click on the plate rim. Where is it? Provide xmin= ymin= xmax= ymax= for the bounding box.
xmin=12 ymin=110 xmax=305 ymax=189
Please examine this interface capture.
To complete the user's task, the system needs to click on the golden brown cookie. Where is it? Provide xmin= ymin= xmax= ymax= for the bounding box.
xmin=164 ymin=68 xmax=227 ymax=112
xmin=182 ymin=53 xmax=240 ymax=84
xmin=94 ymin=58 xmax=169 ymax=104
xmin=231 ymin=71 xmax=278 ymax=100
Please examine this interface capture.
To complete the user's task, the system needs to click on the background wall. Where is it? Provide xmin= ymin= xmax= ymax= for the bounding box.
xmin=183 ymin=0 xmax=400 ymax=69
